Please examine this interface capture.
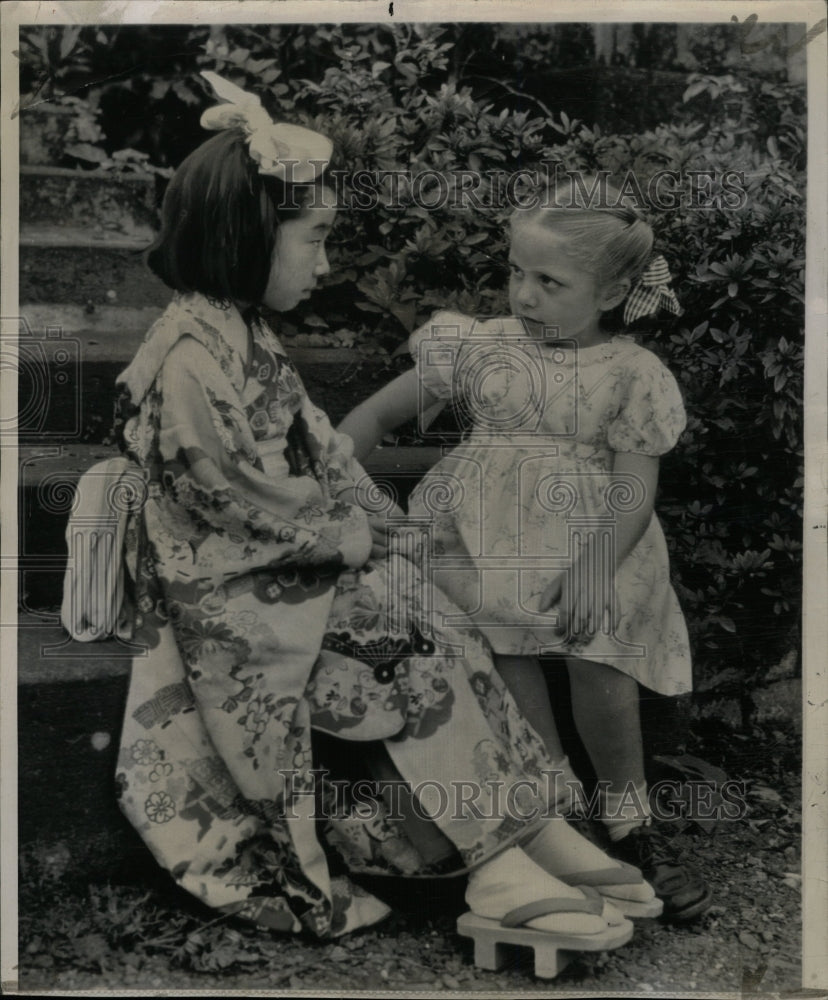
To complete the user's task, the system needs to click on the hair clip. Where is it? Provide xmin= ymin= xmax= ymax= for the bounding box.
xmin=200 ymin=70 xmax=332 ymax=184
xmin=623 ymin=254 xmax=683 ymax=324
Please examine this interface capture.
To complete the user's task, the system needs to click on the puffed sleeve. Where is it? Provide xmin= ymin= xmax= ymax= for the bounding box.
xmin=408 ymin=309 xmax=476 ymax=400
xmin=607 ymin=349 xmax=687 ymax=456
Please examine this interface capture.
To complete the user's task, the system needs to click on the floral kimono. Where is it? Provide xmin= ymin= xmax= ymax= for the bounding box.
xmin=114 ymin=293 xmax=557 ymax=938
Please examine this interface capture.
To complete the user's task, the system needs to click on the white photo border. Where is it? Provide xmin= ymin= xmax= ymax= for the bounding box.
xmin=1 ymin=1 xmax=825 ymax=994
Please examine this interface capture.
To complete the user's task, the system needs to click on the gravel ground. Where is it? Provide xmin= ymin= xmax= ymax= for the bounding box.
xmin=13 ymin=719 xmax=806 ymax=997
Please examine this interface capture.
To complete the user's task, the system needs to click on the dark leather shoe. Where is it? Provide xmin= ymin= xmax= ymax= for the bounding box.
xmin=608 ymin=824 xmax=712 ymax=922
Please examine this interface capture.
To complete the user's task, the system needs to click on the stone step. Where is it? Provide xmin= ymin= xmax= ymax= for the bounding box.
xmin=17 ymin=165 xmax=159 ymax=308
xmin=20 ymin=233 xmax=170 ymax=308
xmin=20 ymin=165 xmax=158 ymax=238
xmin=13 ymin=304 xmax=412 ymax=440
xmin=18 ymin=303 xmax=398 ymax=371
xmin=17 ymin=442 xmax=443 ymax=611
xmin=17 ymin=611 xmax=150 ymax=877
xmin=19 ymin=303 xmax=163 ymax=360
xmin=13 ymin=305 xmax=158 ymax=441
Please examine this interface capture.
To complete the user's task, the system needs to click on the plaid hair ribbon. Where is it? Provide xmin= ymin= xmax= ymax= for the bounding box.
xmin=623 ymin=255 xmax=683 ymax=325
xmin=200 ymin=70 xmax=332 ymax=183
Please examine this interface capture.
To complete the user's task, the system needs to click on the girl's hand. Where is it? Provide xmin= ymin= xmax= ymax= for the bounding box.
xmin=366 ymin=504 xmax=406 ymax=560
xmin=539 ymin=555 xmax=616 ymax=639
xmin=339 ymin=484 xmax=406 ymax=561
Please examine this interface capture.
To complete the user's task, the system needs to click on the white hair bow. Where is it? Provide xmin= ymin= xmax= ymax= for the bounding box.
xmin=200 ymin=70 xmax=332 ymax=184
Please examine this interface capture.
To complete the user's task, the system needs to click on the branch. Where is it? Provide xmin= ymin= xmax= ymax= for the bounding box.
xmin=464 ymin=74 xmax=557 ymax=121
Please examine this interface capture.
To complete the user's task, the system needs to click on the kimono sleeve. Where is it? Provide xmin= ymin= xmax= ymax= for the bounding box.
xmin=318 ymin=405 xmax=372 ymax=498
xmin=409 ymin=310 xmax=476 ymax=400
xmin=607 ymin=350 xmax=687 ymax=456
xmin=156 ymin=337 xmax=372 ymax=571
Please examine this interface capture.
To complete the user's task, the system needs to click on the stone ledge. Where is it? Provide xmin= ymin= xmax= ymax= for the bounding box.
xmin=18 ymin=442 xmax=444 ymax=489
xmin=20 ymin=223 xmax=154 ymax=251
xmin=18 ymin=304 xmax=399 ymax=369
xmin=18 ymin=612 xmax=133 ymax=685
xmin=20 ymin=165 xmax=157 ymax=240
xmin=20 ymin=243 xmax=171 ymax=308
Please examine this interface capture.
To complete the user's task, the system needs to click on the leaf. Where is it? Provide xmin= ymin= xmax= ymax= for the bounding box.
xmin=59 ymin=26 xmax=82 ymax=62
xmin=172 ymin=81 xmax=200 ymax=106
xmin=112 ymin=147 xmax=149 ymax=161
xmin=682 ymin=81 xmax=709 ymax=102
xmin=749 ymin=785 xmax=783 ymax=806
xmin=651 ymin=753 xmax=729 ymax=786
xmin=462 ymin=232 xmax=490 ymax=246
xmin=389 ymin=300 xmax=418 ymax=332
xmin=303 ymin=314 xmax=329 ymax=329
xmin=65 ymin=143 xmax=109 ymax=164
xmin=150 ymin=80 xmax=172 ymax=101
xmin=696 ymin=666 xmax=742 ymax=692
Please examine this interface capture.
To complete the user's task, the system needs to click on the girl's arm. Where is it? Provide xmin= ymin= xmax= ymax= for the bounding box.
xmin=539 ymin=452 xmax=659 ymax=634
xmin=607 ymin=451 xmax=659 ymax=569
xmin=337 ymin=368 xmax=440 ymax=461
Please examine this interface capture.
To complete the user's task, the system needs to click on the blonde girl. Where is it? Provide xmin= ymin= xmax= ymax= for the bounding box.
xmin=340 ymin=174 xmax=711 ymax=922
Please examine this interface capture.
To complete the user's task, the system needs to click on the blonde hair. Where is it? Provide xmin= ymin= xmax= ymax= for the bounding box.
xmin=512 ymin=173 xmax=654 ymax=290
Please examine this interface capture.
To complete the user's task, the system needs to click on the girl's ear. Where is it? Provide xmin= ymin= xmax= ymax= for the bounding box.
xmin=598 ymin=278 xmax=631 ymax=313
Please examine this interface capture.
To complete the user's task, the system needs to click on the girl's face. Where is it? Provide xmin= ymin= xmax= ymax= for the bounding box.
xmin=262 ymin=196 xmax=337 ymax=312
xmin=508 ymin=216 xmax=624 ymax=347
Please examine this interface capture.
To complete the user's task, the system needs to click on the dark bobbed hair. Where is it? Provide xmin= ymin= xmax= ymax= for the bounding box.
xmin=146 ymin=129 xmax=329 ymax=303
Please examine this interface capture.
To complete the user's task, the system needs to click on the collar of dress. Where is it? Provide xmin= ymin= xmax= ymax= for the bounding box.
xmin=116 ymin=293 xmax=255 ymax=403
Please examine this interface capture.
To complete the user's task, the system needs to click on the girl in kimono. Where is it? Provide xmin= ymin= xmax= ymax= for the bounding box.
xmin=114 ymin=73 xmax=659 ymax=952
xmin=340 ymin=175 xmax=711 ymax=922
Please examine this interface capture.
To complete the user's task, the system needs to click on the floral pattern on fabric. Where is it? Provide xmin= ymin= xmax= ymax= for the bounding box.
xmin=115 ymin=294 xmax=559 ymax=939
xmin=407 ymin=311 xmax=692 ymax=695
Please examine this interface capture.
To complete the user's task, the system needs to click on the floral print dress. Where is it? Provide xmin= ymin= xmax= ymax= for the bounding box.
xmin=406 ymin=311 xmax=693 ymax=696
xmin=114 ymin=294 xmax=557 ymax=940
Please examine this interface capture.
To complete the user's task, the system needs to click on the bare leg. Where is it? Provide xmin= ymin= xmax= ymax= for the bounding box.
xmin=566 ymin=656 xmax=645 ymax=791
xmin=494 ymin=654 xmax=566 ymax=760
xmin=565 ymin=657 xmax=712 ymax=920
